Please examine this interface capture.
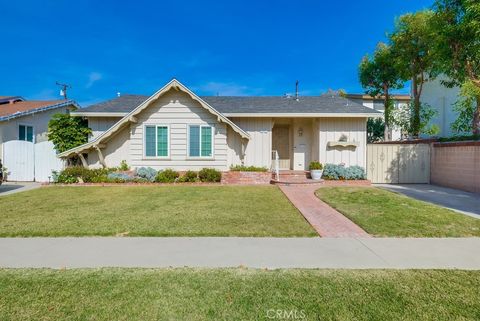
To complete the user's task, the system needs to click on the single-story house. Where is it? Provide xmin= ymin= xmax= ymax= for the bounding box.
xmin=60 ymin=79 xmax=381 ymax=171
xmin=0 ymin=96 xmax=78 ymax=157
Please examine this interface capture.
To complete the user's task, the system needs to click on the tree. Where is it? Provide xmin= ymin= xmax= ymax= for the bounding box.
xmin=367 ymin=118 xmax=385 ymax=143
xmin=390 ymin=10 xmax=438 ymax=138
xmin=48 ymin=113 xmax=91 ymax=153
xmin=359 ymin=43 xmax=404 ymax=141
xmin=392 ymin=102 xmax=440 ymax=137
xmin=432 ymin=0 xmax=480 ymax=134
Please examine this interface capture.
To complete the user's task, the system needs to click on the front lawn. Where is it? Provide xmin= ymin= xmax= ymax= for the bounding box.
xmin=0 ymin=268 xmax=479 ymax=321
xmin=0 ymin=186 xmax=316 ymax=237
xmin=316 ymin=187 xmax=480 ymax=237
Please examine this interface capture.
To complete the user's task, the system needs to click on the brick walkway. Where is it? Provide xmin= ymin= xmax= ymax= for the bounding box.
xmin=279 ymin=185 xmax=371 ymax=238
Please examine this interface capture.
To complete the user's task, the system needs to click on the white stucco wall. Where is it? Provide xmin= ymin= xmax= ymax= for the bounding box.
xmin=421 ymin=76 xmax=461 ymax=137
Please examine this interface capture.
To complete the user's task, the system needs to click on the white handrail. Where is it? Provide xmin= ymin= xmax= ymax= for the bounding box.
xmin=271 ymin=150 xmax=280 ymax=181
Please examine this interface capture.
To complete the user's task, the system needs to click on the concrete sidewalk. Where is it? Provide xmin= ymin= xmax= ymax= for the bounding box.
xmin=1 ymin=237 xmax=480 ymax=269
xmin=0 ymin=182 xmax=41 ymax=196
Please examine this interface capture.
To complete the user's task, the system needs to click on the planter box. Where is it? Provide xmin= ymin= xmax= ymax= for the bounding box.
xmin=221 ymin=171 xmax=272 ymax=185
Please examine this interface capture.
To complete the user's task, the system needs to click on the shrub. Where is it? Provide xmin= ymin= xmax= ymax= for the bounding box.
xmin=198 ymin=168 xmax=222 ymax=182
xmin=136 ymin=167 xmax=157 ymax=182
xmin=308 ymin=161 xmax=323 ymax=170
xmin=322 ymin=164 xmax=366 ymax=180
xmin=155 ymin=169 xmax=179 ymax=183
xmin=230 ymin=165 xmax=268 ymax=172
xmin=344 ymin=165 xmax=366 ymax=180
xmin=107 ymin=172 xmax=133 ymax=183
xmin=118 ymin=160 xmax=130 ymax=171
xmin=56 ymin=167 xmax=110 ymax=183
xmin=179 ymin=170 xmax=198 ymax=183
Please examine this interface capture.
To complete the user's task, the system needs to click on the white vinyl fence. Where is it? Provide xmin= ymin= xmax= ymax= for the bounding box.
xmin=2 ymin=140 xmax=64 ymax=182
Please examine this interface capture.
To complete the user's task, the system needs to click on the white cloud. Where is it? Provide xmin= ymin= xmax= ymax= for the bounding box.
xmin=86 ymin=72 xmax=103 ymax=88
xmin=193 ymin=81 xmax=262 ymax=96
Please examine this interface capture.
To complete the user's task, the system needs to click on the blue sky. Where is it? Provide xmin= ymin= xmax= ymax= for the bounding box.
xmin=1 ymin=0 xmax=433 ymax=106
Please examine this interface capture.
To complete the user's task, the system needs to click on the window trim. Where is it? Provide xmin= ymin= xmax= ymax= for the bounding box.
xmin=143 ymin=124 xmax=170 ymax=159
xmin=18 ymin=123 xmax=35 ymax=143
xmin=187 ymin=124 xmax=214 ymax=159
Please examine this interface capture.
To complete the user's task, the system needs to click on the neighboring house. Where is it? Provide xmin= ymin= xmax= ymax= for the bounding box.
xmin=61 ymin=79 xmax=380 ymax=171
xmin=421 ymin=76 xmax=461 ymax=137
xmin=346 ymin=93 xmax=411 ymax=141
xmin=0 ymin=96 xmax=78 ymax=157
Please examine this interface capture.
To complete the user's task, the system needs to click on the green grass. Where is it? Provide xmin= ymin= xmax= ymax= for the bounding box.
xmin=0 ymin=268 xmax=479 ymax=321
xmin=316 ymin=187 xmax=480 ymax=237
xmin=0 ymin=186 xmax=316 ymax=237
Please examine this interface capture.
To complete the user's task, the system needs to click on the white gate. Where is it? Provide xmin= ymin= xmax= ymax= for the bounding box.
xmin=2 ymin=140 xmax=64 ymax=182
xmin=34 ymin=141 xmax=64 ymax=182
xmin=367 ymin=143 xmax=430 ymax=184
xmin=3 ymin=140 xmax=34 ymax=181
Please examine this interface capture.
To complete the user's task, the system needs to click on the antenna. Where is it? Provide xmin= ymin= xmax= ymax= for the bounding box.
xmin=56 ymin=81 xmax=71 ymax=100
xmin=295 ymin=80 xmax=299 ymax=101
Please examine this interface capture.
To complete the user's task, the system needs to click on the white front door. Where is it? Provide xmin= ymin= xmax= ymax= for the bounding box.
xmin=293 ymin=143 xmax=306 ymax=170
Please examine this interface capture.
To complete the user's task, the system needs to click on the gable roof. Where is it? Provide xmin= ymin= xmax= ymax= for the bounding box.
xmin=73 ymin=93 xmax=381 ymax=117
xmin=0 ymin=99 xmax=79 ymax=122
xmin=58 ymin=79 xmax=250 ymax=158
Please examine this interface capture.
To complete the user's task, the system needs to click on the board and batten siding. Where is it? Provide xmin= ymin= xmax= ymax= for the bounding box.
xmin=227 ymin=117 xmax=273 ymax=168
xmin=126 ymin=90 xmax=230 ymax=171
xmin=316 ymin=118 xmax=367 ymax=168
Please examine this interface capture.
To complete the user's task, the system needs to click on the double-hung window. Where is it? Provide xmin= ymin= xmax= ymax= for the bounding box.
xmin=189 ymin=125 xmax=213 ymax=157
xmin=19 ymin=125 xmax=34 ymax=142
xmin=144 ymin=125 xmax=169 ymax=157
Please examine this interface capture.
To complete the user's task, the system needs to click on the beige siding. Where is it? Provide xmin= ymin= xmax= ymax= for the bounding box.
xmin=227 ymin=117 xmax=273 ymax=168
xmin=126 ymin=90 xmax=229 ymax=171
xmin=316 ymin=118 xmax=367 ymax=168
xmin=87 ymin=125 xmax=131 ymax=168
xmin=88 ymin=117 xmax=122 ymax=140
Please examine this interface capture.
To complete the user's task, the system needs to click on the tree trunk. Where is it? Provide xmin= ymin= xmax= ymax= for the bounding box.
xmin=411 ymin=77 xmax=421 ymax=138
xmin=383 ymin=89 xmax=391 ymax=141
xmin=473 ymin=95 xmax=480 ymax=135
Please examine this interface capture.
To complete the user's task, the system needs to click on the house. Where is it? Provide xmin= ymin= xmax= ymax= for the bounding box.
xmin=60 ymin=79 xmax=380 ymax=172
xmin=346 ymin=93 xmax=411 ymax=140
xmin=0 ymin=96 xmax=78 ymax=157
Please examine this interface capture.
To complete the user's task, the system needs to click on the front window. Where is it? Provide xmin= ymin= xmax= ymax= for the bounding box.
xmin=19 ymin=125 xmax=34 ymax=142
xmin=189 ymin=125 xmax=212 ymax=157
xmin=145 ymin=125 xmax=169 ymax=157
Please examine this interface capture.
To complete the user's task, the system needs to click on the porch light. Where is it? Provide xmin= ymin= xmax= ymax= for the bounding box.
xmin=298 ymin=128 xmax=303 ymax=137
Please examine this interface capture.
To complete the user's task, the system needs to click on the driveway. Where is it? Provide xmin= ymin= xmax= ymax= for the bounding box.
xmin=377 ymin=184 xmax=480 ymax=218
xmin=0 ymin=182 xmax=41 ymax=196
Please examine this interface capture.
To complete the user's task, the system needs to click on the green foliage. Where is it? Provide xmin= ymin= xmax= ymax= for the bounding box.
xmin=359 ymin=43 xmax=403 ymax=139
xmin=229 ymin=165 xmax=268 ymax=172
xmin=308 ymin=161 xmax=323 ymax=170
xmin=155 ymin=169 xmax=179 ymax=183
xmin=118 ymin=160 xmax=130 ymax=171
xmin=198 ymin=168 xmax=222 ymax=182
xmin=47 ymin=113 xmax=92 ymax=153
xmin=57 ymin=167 xmax=110 ymax=184
xmin=433 ymin=0 xmax=480 ymax=133
xmin=392 ymin=102 xmax=439 ymax=137
xmin=107 ymin=172 xmax=134 ymax=183
xmin=367 ymin=118 xmax=386 ymax=143
xmin=136 ymin=167 xmax=157 ymax=182
xmin=438 ymin=134 xmax=480 ymax=142
xmin=322 ymin=164 xmax=366 ymax=180
xmin=390 ymin=10 xmax=438 ymax=137
xmin=178 ymin=171 xmax=199 ymax=183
